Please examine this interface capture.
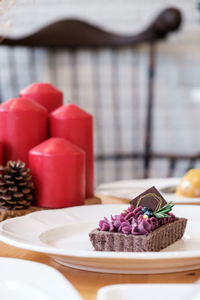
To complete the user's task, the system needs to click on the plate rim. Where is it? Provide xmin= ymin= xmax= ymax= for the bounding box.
xmin=0 ymin=257 xmax=83 ymax=299
xmin=97 ymin=283 xmax=196 ymax=300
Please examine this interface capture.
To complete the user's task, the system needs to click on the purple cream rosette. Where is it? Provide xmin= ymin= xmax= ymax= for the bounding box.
xmin=99 ymin=205 xmax=177 ymax=236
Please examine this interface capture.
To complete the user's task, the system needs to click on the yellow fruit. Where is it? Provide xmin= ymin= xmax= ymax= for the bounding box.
xmin=176 ymin=169 xmax=200 ymax=198
xmin=143 ymin=214 xmax=149 ymax=220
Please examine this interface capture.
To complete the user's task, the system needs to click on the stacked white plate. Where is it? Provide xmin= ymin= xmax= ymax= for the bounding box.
xmin=97 ymin=177 xmax=200 ymax=204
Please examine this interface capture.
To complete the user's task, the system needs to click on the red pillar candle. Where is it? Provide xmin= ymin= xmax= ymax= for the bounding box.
xmin=29 ymin=137 xmax=85 ymax=208
xmin=49 ymin=104 xmax=94 ymax=198
xmin=0 ymin=98 xmax=47 ymax=165
xmin=0 ymin=142 xmax=3 ymax=166
xmin=20 ymin=82 xmax=63 ymax=113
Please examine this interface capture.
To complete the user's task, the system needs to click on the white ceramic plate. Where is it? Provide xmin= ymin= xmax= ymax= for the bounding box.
xmin=97 ymin=284 xmax=199 ymax=300
xmin=96 ymin=178 xmax=200 ymax=204
xmin=0 ymin=257 xmax=82 ymax=300
xmin=0 ymin=204 xmax=200 ymax=274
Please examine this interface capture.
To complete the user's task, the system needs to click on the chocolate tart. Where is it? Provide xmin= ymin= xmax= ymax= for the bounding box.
xmin=89 ymin=217 xmax=187 ymax=252
xmin=89 ymin=186 xmax=187 ymax=252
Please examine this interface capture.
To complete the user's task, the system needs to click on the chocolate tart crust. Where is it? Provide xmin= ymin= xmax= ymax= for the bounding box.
xmin=89 ymin=218 xmax=187 ymax=252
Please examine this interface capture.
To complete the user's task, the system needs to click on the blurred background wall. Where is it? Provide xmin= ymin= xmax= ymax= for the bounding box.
xmin=1 ymin=0 xmax=200 ymax=185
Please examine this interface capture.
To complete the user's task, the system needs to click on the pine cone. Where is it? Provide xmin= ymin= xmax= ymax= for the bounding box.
xmin=0 ymin=160 xmax=34 ymax=210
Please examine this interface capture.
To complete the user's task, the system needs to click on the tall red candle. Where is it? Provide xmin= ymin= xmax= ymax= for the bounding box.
xmin=29 ymin=137 xmax=85 ymax=208
xmin=0 ymin=142 xmax=3 ymax=166
xmin=20 ymin=82 xmax=63 ymax=113
xmin=0 ymin=98 xmax=47 ymax=165
xmin=49 ymin=104 xmax=94 ymax=198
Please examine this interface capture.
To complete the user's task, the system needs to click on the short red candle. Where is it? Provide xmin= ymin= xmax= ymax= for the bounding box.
xmin=49 ymin=104 xmax=94 ymax=198
xmin=0 ymin=98 xmax=47 ymax=165
xmin=29 ymin=137 xmax=85 ymax=208
xmin=20 ymin=82 xmax=63 ymax=113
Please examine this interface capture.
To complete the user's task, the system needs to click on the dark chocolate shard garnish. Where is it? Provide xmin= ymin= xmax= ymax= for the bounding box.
xmin=130 ymin=186 xmax=167 ymax=212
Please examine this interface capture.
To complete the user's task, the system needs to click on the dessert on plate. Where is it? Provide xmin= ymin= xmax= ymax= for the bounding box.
xmin=89 ymin=186 xmax=187 ymax=252
xmin=176 ymin=169 xmax=200 ymax=198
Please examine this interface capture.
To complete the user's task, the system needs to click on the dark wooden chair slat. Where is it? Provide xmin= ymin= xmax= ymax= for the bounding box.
xmin=7 ymin=47 xmax=19 ymax=98
xmin=187 ymin=157 xmax=196 ymax=172
xmin=110 ymin=51 xmax=123 ymax=180
xmin=91 ymin=52 xmax=106 ymax=184
xmin=69 ymin=51 xmax=79 ymax=106
xmin=144 ymin=42 xmax=156 ymax=178
xmin=168 ymin=157 xmax=177 ymax=177
xmin=28 ymin=48 xmax=37 ymax=84
xmin=48 ymin=49 xmax=58 ymax=87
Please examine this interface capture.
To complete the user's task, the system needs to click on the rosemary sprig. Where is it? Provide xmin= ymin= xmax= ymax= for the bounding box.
xmin=154 ymin=201 xmax=174 ymax=219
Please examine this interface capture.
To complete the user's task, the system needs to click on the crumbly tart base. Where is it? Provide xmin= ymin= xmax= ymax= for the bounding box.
xmin=89 ymin=218 xmax=187 ymax=252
